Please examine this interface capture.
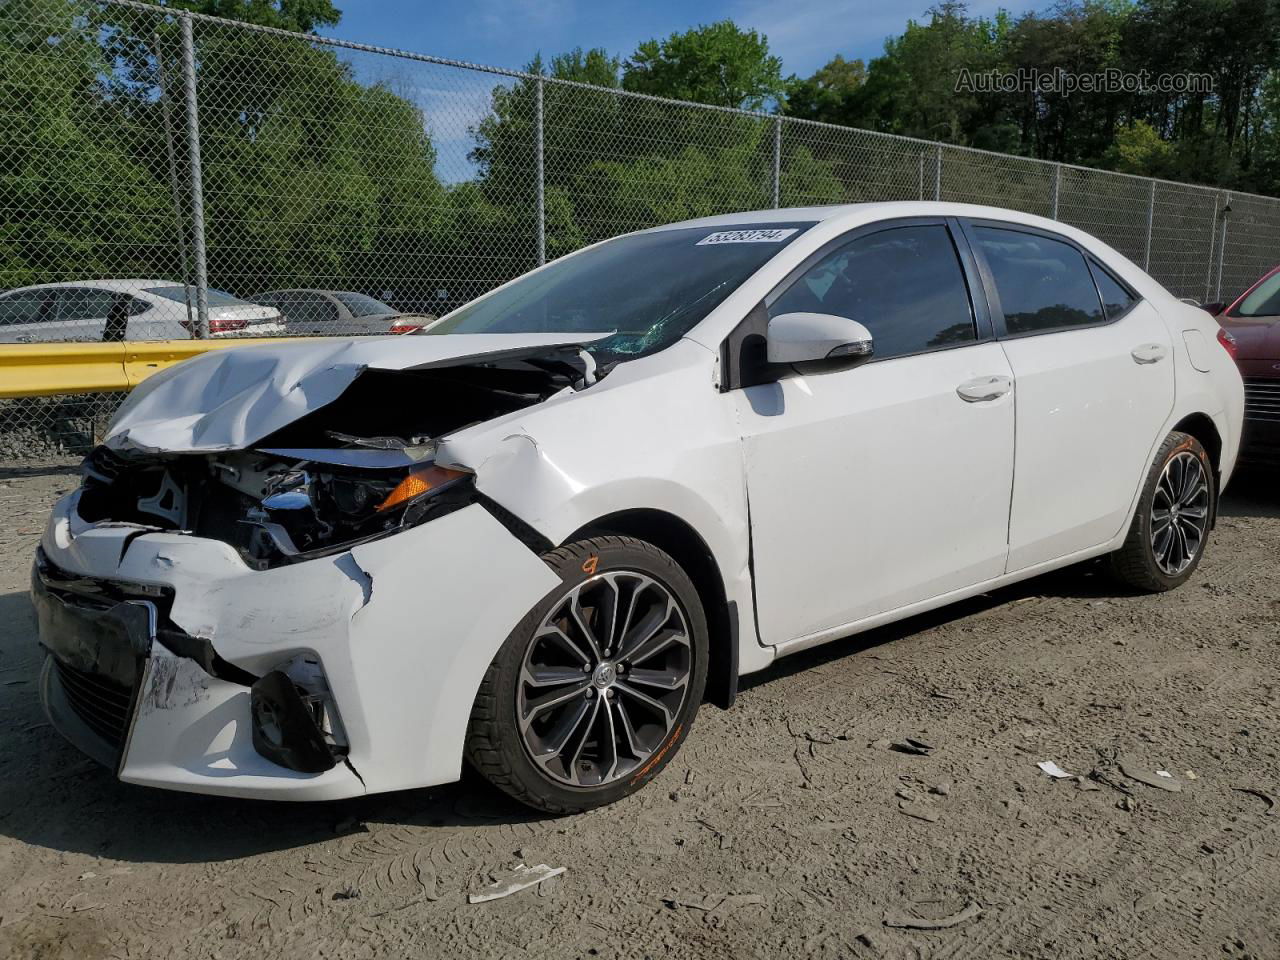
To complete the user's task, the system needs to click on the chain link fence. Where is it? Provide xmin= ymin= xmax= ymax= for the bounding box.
xmin=4 ymin=0 xmax=1280 ymax=457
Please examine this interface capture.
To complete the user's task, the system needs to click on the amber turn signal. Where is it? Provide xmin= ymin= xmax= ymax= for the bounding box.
xmin=376 ymin=465 xmax=467 ymax=512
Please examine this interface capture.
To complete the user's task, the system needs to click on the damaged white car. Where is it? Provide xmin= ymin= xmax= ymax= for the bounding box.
xmin=32 ymin=203 xmax=1244 ymax=813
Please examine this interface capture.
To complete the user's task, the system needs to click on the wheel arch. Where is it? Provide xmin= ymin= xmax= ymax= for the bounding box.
xmin=565 ymin=508 xmax=738 ymax=710
xmin=1171 ymin=411 xmax=1223 ymax=485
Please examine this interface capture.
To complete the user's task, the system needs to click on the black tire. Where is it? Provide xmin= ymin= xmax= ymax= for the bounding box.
xmin=465 ymin=535 xmax=708 ymax=814
xmin=1109 ymin=431 xmax=1216 ymax=592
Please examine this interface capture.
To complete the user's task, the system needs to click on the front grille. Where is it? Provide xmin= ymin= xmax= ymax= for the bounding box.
xmin=54 ymin=658 xmax=135 ymax=750
xmin=1244 ymin=378 xmax=1280 ymax=423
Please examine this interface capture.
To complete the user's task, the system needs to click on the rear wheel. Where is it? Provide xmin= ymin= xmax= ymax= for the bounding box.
xmin=1109 ymin=431 xmax=1215 ymax=591
xmin=465 ymin=536 xmax=708 ymax=814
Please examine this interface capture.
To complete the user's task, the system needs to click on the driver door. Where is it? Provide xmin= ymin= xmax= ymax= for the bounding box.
xmin=733 ymin=219 xmax=1016 ymax=646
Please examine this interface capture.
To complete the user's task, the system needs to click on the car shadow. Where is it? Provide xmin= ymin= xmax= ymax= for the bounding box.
xmin=1219 ymin=463 xmax=1280 ymax=519
xmin=737 ymin=562 xmax=1114 ymax=692
xmin=0 ymin=462 xmax=79 ymax=481
xmin=0 ymin=523 xmax=1229 ymax=862
xmin=0 ymin=588 xmax=546 ymax=865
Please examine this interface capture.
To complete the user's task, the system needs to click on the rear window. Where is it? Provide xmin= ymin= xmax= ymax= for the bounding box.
xmin=1088 ymin=261 xmax=1139 ymax=320
xmin=144 ymin=286 xmax=251 ymax=308
xmin=332 ymin=292 xmax=395 ymax=317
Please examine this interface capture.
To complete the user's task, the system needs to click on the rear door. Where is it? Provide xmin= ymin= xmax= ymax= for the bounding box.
xmin=962 ymin=221 xmax=1175 ymax=572
xmin=49 ymin=286 xmax=116 ymax=341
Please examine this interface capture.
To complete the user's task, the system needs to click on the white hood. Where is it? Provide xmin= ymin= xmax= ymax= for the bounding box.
xmin=105 ymin=333 xmax=606 ymax=454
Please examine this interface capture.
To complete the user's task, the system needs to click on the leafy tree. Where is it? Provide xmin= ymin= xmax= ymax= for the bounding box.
xmin=622 ymin=22 xmax=785 ymax=109
xmin=784 ymin=55 xmax=866 ymax=124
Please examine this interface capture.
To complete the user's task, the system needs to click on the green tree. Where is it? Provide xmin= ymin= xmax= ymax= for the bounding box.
xmin=784 ymin=55 xmax=866 ymax=124
xmin=0 ymin=0 xmax=174 ymax=289
xmin=622 ymin=21 xmax=785 ymax=109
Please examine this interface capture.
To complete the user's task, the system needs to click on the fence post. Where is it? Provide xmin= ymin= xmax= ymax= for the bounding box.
xmin=772 ymin=118 xmax=782 ymax=208
xmin=1051 ymin=164 xmax=1061 ymax=220
xmin=179 ymin=14 xmax=209 ymax=339
xmin=534 ymin=77 xmax=546 ymax=266
xmin=1203 ymin=190 xmax=1223 ymax=302
xmin=1216 ymin=193 xmax=1231 ymax=302
xmin=1144 ymin=180 xmax=1155 ymax=272
xmin=934 ymin=144 xmax=942 ymax=201
xmin=151 ymin=34 xmax=193 ymax=331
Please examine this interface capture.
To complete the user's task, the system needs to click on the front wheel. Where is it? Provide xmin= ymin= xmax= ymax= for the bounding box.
xmin=465 ymin=535 xmax=708 ymax=814
xmin=1109 ymin=431 xmax=1216 ymax=592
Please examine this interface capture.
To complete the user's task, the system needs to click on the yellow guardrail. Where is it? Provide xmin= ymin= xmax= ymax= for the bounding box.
xmin=0 ymin=338 xmax=324 ymax=398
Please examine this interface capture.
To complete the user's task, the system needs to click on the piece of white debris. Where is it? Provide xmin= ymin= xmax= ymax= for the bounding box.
xmin=468 ymin=864 xmax=566 ymax=904
xmin=1156 ymin=770 xmax=1174 ymax=779
xmin=1037 ymin=760 xmax=1075 ymax=779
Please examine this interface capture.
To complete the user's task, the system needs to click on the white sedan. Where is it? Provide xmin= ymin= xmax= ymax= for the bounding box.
xmin=32 ymin=202 xmax=1243 ymax=812
xmin=0 ymin=279 xmax=283 ymax=341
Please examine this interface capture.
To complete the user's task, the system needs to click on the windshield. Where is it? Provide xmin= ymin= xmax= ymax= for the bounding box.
xmin=332 ymin=292 xmax=396 ymax=317
xmin=425 ymin=223 xmax=813 ymax=359
xmin=1231 ymin=271 xmax=1280 ymax=318
xmin=145 ymin=286 xmax=252 ymax=308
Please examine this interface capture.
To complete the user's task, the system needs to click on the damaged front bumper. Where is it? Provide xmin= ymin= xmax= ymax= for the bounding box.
xmin=33 ymin=490 xmax=559 ymax=801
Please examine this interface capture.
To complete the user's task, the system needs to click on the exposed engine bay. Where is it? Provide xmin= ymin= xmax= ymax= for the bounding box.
xmin=78 ymin=350 xmax=595 ymax=568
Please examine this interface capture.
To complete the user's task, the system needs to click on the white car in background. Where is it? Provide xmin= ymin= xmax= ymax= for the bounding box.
xmin=31 ymin=202 xmax=1243 ymax=814
xmin=0 ymin=280 xmax=283 ymax=342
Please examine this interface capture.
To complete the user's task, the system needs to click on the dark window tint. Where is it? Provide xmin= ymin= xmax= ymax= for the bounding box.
xmin=0 ymin=290 xmax=49 ymax=325
xmin=144 ymin=286 xmax=250 ymax=308
xmin=1089 ymin=261 xmax=1137 ymax=320
xmin=770 ymin=224 xmax=976 ymax=359
xmin=972 ymin=227 xmax=1104 ymax=335
xmin=54 ymin=287 xmax=117 ymax=322
xmin=333 ymin=292 xmax=395 ymax=317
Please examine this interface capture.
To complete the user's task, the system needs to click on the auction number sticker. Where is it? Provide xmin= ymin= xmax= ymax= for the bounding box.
xmin=696 ymin=228 xmax=798 ymax=245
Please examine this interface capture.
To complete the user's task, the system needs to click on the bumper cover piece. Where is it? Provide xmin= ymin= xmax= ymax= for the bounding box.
xmin=250 ymin=670 xmax=339 ymax=773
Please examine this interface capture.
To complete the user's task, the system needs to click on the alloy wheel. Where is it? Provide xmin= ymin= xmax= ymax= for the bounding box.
xmin=517 ymin=571 xmax=692 ymax=788
xmin=1150 ymin=450 xmax=1210 ymax=576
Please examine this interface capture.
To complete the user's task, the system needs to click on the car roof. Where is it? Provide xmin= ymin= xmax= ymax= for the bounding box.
xmin=646 ymin=201 xmax=1084 ymax=236
xmin=3 ymin=280 xmax=181 ymax=294
xmin=258 ymin=289 xmax=362 ymax=297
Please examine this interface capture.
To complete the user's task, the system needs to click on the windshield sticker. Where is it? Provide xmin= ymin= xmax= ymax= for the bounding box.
xmin=696 ymin=228 xmax=798 ymax=245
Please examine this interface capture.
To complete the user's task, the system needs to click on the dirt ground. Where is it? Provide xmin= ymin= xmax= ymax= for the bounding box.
xmin=0 ymin=463 xmax=1277 ymax=960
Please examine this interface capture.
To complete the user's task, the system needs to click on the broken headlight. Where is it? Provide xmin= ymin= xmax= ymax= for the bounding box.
xmin=243 ymin=462 xmax=472 ymax=568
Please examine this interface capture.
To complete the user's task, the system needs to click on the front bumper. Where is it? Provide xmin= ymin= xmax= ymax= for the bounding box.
xmin=34 ymin=490 xmax=559 ymax=800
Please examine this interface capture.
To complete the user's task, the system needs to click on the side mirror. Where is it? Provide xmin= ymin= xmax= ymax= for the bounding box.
xmin=766 ymin=312 xmax=874 ymax=365
xmin=1197 ymin=301 xmax=1225 ymax=315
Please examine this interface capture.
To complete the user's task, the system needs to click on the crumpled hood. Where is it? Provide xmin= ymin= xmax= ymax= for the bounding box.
xmin=105 ymin=333 xmax=606 ymax=454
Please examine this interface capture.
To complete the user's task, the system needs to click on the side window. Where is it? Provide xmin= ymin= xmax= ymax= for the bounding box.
xmin=0 ymin=290 xmax=49 ymax=326
xmin=970 ymin=226 xmax=1104 ymax=335
xmin=54 ymin=287 xmax=118 ymax=322
xmin=1088 ymin=260 xmax=1138 ymax=320
xmin=770 ymin=224 xmax=976 ymax=359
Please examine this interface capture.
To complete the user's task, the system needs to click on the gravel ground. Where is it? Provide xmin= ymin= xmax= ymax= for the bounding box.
xmin=0 ymin=463 xmax=1277 ymax=960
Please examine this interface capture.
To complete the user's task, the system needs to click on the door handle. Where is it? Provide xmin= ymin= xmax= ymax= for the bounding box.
xmin=956 ymin=375 xmax=1012 ymax=403
xmin=1131 ymin=342 xmax=1167 ymax=364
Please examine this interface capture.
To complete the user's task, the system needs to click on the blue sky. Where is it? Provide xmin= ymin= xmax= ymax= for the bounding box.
xmin=322 ymin=1 xmax=1042 ymax=181
xmin=328 ymin=0 xmax=1040 ymax=79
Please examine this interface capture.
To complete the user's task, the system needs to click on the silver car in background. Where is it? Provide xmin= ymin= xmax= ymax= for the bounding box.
xmin=251 ymin=289 xmax=433 ymax=335
xmin=0 ymin=280 xmax=283 ymax=342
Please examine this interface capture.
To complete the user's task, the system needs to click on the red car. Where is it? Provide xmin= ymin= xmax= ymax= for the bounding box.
xmin=1212 ymin=266 xmax=1280 ymax=462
